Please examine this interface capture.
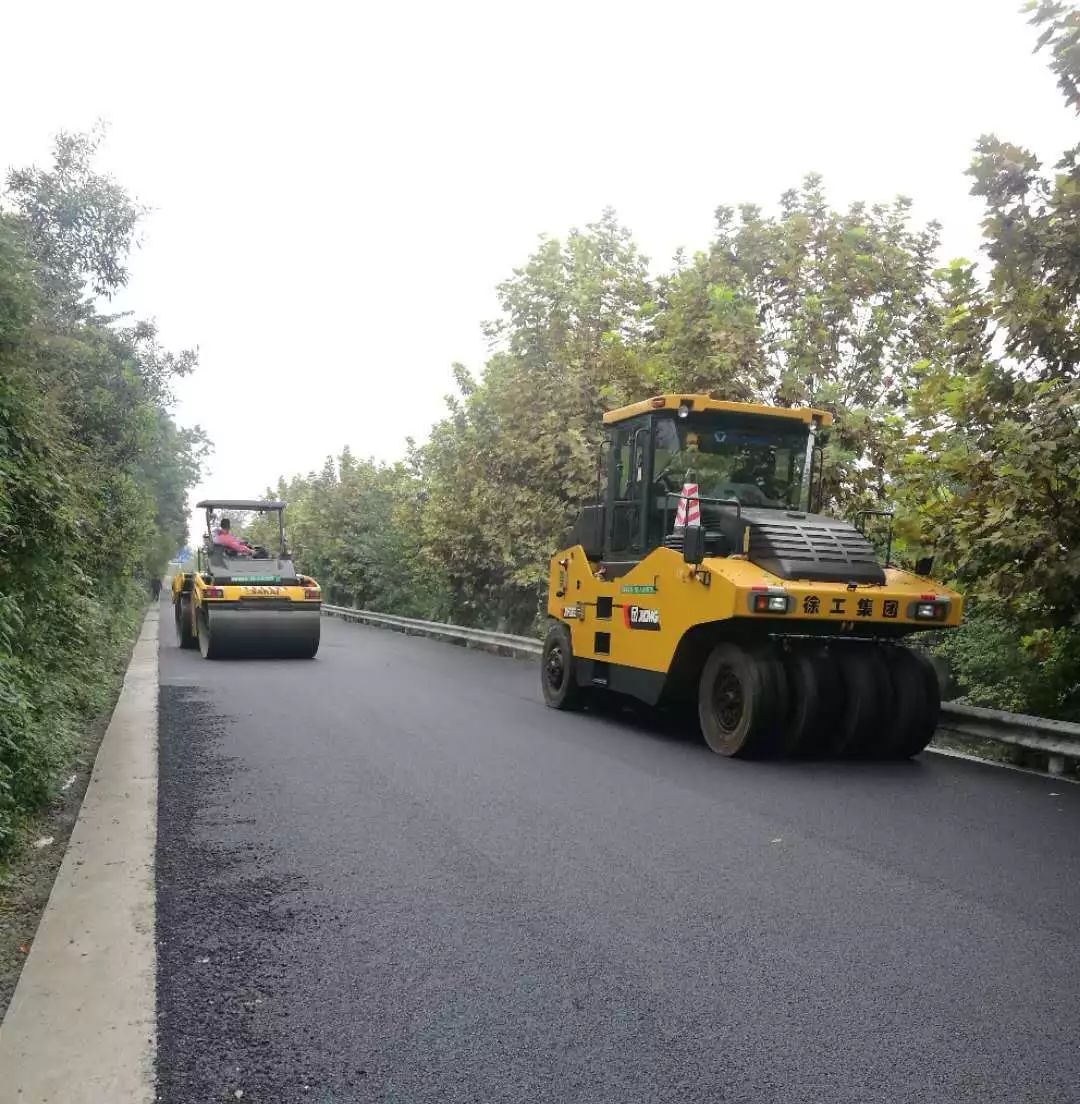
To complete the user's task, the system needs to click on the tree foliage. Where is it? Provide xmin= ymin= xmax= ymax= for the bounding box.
xmin=278 ymin=191 xmax=945 ymax=634
xmin=653 ymin=181 xmax=942 ymax=510
xmin=892 ymin=0 xmax=1080 ymax=716
xmin=269 ymin=4 xmax=1080 ymax=719
xmin=0 ymin=131 xmax=207 ymax=848
xmin=5 ymin=125 xmax=144 ymax=316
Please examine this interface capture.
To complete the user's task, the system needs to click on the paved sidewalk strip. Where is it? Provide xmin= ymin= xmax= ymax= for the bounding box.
xmin=0 ymin=608 xmax=158 ymax=1103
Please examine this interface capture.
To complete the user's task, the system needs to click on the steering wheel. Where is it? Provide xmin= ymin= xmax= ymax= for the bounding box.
xmin=718 ymin=482 xmax=768 ymax=507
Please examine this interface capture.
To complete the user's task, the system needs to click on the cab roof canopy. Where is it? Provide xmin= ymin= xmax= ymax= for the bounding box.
xmin=196 ymin=499 xmax=286 ymax=511
xmin=603 ymin=394 xmax=833 ymax=428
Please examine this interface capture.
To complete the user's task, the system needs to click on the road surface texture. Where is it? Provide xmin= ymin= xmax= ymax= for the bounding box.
xmin=157 ymin=614 xmax=1080 ymax=1104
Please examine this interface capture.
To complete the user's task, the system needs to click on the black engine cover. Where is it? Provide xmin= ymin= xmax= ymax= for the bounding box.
xmin=715 ymin=507 xmax=886 ymax=585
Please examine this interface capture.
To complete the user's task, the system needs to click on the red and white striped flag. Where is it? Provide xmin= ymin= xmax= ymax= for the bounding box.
xmin=674 ymin=483 xmax=700 ymax=528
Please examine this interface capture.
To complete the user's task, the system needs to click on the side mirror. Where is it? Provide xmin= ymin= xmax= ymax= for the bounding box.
xmin=683 ymin=525 xmax=706 ymax=566
xmin=914 ymin=555 xmax=934 ymax=577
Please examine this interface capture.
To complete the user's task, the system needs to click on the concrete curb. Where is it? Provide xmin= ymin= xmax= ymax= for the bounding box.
xmin=0 ymin=608 xmax=158 ymax=1103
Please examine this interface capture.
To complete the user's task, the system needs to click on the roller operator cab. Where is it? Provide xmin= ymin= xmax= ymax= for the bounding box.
xmin=171 ymin=499 xmax=322 ymax=659
xmin=542 ymin=395 xmax=963 ymax=758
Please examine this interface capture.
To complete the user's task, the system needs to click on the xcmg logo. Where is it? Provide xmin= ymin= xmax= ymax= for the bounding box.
xmin=624 ymin=605 xmax=660 ymax=630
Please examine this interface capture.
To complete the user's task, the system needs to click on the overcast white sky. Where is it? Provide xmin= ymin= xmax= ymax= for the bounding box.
xmin=2 ymin=1 xmax=1075 ymax=546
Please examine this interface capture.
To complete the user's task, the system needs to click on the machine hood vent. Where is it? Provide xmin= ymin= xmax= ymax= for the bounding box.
xmin=722 ymin=508 xmax=886 ymax=585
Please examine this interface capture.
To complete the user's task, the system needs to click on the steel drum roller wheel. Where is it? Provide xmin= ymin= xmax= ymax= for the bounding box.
xmin=176 ymin=596 xmax=197 ymax=649
xmin=197 ymin=608 xmax=220 ymax=659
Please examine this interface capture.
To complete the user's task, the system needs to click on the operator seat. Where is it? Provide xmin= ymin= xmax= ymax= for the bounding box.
xmin=660 ymin=496 xmax=734 ymax=556
xmin=207 ymin=541 xmax=227 ymax=569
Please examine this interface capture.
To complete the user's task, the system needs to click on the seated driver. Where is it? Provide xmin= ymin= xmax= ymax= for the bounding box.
xmin=212 ymin=517 xmax=255 ymax=556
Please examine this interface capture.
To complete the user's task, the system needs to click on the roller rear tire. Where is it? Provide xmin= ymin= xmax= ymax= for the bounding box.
xmin=698 ymin=642 xmax=788 ymax=757
xmin=831 ymin=647 xmax=893 ymax=757
xmin=783 ymin=647 xmax=842 ymax=756
xmin=541 ymin=623 xmax=584 ymax=710
xmin=881 ymin=646 xmax=940 ymax=758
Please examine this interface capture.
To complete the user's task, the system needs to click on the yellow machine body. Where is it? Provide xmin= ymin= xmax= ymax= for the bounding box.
xmin=171 ymin=573 xmax=321 ymax=613
xmin=547 ymin=547 xmax=961 ymax=701
xmin=541 ymin=394 xmax=962 ymax=747
xmin=172 ymin=498 xmax=322 ymax=659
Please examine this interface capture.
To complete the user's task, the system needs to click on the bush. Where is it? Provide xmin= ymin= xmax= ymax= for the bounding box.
xmin=934 ymin=606 xmax=1080 ymax=721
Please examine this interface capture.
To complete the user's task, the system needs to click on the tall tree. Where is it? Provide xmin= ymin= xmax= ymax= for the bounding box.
xmin=894 ymin=0 xmax=1080 ymax=717
xmin=5 ymin=125 xmax=144 ymax=318
xmin=0 ymin=131 xmax=208 ymax=846
xmin=652 ymin=177 xmax=943 ymax=512
xmin=418 ymin=211 xmax=653 ymax=630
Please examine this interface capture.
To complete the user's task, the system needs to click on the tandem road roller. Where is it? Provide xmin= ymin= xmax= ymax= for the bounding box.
xmin=172 ymin=499 xmax=322 ymax=659
xmin=542 ymin=395 xmax=963 ymax=758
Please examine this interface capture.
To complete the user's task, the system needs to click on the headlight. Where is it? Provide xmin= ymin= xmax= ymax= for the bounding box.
xmin=909 ymin=596 xmax=950 ymax=621
xmin=749 ymin=588 xmax=791 ymax=614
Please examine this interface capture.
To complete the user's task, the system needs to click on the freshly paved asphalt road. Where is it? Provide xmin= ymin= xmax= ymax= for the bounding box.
xmin=156 ymin=613 xmax=1080 ymax=1104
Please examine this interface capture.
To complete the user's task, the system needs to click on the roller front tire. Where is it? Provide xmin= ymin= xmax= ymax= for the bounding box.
xmin=541 ymin=623 xmax=584 ymax=710
xmin=698 ymin=642 xmax=788 ymax=757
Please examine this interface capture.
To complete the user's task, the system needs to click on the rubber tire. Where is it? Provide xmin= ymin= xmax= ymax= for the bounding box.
xmin=176 ymin=596 xmax=197 ymax=649
xmin=541 ymin=623 xmax=584 ymax=710
xmin=698 ymin=642 xmax=788 ymax=757
xmin=197 ymin=609 xmax=221 ymax=660
xmin=831 ymin=647 xmax=893 ymax=757
xmin=881 ymin=646 xmax=940 ymax=758
xmin=782 ymin=647 xmax=843 ymax=757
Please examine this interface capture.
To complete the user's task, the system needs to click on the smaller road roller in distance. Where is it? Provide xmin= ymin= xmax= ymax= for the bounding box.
xmin=172 ymin=499 xmax=322 ymax=659
xmin=542 ymin=395 xmax=963 ymax=757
